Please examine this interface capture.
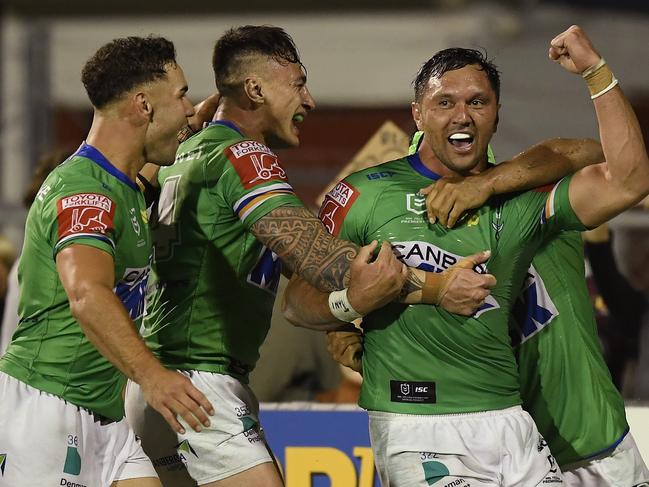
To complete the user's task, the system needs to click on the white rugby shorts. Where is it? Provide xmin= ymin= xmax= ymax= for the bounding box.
xmin=563 ymin=431 xmax=649 ymax=486
xmin=369 ymin=405 xmax=564 ymax=487
xmin=125 ymin=370 xmax=274 ymax=486
xmin=0 ymin=372 xmax=157 ymax=487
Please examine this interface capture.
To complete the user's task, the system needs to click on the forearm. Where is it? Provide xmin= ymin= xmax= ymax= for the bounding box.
xmin=399 ymin=268 xmax=428 ymax=303
xmin=569 ymin=87 xmax=649 ymax=227
xmin=252 ymin=206 xmax=357 ymax=292
xmin=594 ymin=86 xmax=649 ymax=197
xmin=283 ymin=267 xmax=434 ymax=329
xmin=484 ymin=138 xmax=603 ymax=194
xmin=70 ymin=284 xmax=162 ymax=384
xmin=282 ymin=276 xmax=349 ymax=330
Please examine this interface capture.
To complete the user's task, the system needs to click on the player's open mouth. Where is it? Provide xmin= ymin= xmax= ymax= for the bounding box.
xmin=291 ymin=113 xmax=305 ymax=135
xmin=448 ymin=132 xmax=474 ymax=152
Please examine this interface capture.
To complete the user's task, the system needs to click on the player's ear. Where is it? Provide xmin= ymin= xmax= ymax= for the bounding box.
xmin=133 ymin=91 xmax=154 ymax=123
xmin=243 ymin=76 xmax=264 ymax=105
xmin=412 ymin=101 xmax=423 ymax=131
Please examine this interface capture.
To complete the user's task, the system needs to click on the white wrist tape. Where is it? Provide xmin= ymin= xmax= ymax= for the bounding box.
xmin=328 ymin=288 xmax=362 ymax=322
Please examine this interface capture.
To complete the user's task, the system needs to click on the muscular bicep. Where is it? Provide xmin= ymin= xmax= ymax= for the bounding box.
xmin=250 ymin=206 xmax=358 ymax=292
xmin=568 ymin=162 xmax=643 ymax=228
xmin=56 ymin=244 xmax=115 ymax=302
xmin=539 ymin=137 xmax=603 ymax=172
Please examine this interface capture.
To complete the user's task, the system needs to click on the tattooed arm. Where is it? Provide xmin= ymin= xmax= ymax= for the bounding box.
xmin=251 ymin=207 xmax=356 ymax=292
xmin=252 ymin=207 xmax=495 ymax=329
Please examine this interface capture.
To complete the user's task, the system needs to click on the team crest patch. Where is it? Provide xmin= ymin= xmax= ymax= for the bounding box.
xmin=318 ymin=181 xmax=359 ymax=236
xmin=226 ymin=141 xmax=288 ymax=189
xmin=406 ymin=193 xmax=426 ymax=215
xmin=57 ymin=193 xmax=116 ymax=241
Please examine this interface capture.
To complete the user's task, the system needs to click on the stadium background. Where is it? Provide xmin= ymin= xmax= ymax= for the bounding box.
xmin=1 ymin=1 xmax=649 ymax=485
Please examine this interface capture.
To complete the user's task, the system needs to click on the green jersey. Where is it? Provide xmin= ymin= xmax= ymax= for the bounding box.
xmin=319 ymin=152 xmax=584 ymax=414
xmin=143 ymin=121 xmax=303 ymax=381
xmin=0 ymin=143 xmax=152 ymax=421
xmin=513 ymin=233 xmax=628 ymax=465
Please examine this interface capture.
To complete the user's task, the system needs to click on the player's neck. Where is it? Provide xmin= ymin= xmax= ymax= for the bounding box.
xmin=215 ymin=100 xmax=267 ymax=146
xmin=86 ymin=112 xmax=145 ymax=182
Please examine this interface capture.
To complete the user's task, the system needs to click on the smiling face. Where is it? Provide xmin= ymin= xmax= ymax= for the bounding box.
xmin=259 ymin=59 xmax=315 ymax=149
xmin=142 ymin=62 xmax=195 ymax=166
xmin=412 ymin=64 xmax=499 ymax=175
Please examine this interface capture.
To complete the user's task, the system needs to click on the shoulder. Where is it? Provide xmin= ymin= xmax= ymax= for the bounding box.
xmin=337 ymin=157 xmax=409 ymax=195
xmin=39 ymin=158 xmax=108 ymax=202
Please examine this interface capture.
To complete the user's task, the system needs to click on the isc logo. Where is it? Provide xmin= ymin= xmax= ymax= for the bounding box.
xmin=366 ymin=171 xmax=395 ymax=180
xmin=415 ymin=386 xmax=428 ymax=393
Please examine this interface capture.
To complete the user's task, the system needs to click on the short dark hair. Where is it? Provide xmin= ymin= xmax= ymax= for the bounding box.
xmin=413 ymin=48 xmax=500 ymax=102
xmin=81 ymin=36 xmax=177 ymax=109
xmin=212 ymin=25 xmax=302 ymax=96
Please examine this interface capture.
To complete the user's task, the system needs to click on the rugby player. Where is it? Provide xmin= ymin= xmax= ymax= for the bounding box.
xmin=283 ymin=25 xmax=649 ymax=486
xmin=416 ymin=142 xmax=649 ymax=483
xmin=0 ymin=36 xmax=213 ymax=487
xmin=124 ymin=25 xmax=495 ymax=487
xmin=387 ymin=132 xmax=649 ymax=485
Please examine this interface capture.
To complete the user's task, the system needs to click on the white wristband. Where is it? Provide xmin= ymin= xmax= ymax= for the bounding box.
xmin=328 ymin=288 xmax=363 ymax=322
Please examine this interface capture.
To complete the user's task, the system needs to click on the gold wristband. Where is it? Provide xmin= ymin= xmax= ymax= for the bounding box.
xmin=582 ymin=58 xmax=618 ymax=99
xmin=422 ymin=271 xmax=449 ymax=304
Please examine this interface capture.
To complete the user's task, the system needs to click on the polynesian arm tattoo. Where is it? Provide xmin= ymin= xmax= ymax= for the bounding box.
xmin=252 ymin=206 xmax=425 ymax=296
xmin=251 ymin=207 xmax=356 ymax=292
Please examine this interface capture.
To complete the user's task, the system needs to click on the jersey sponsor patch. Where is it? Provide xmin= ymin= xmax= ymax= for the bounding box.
xmin=390 ymin=380 xmax=436 ymax=404
xmin=392 ymin=240 xmax=488 ymax=274
xmin=318 ymin=181 xmax=359 ymax=236
xmin=56 ymin=193 xmax=116 ymax=249
xmin=393 ymin=240 xmax=500 ymax=318
xmin=226 ymin=141 xmax=288 ymax=190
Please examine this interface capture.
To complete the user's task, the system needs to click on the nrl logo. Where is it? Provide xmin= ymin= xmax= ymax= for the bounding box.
xmin=400 ymin=383 xmax=410 ymax=395
xmin=406 ymin=193 xmax=426 ymax=215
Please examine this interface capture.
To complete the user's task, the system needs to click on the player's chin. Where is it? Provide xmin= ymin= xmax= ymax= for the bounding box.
xmin=150 ymin=144 xmax=179 ymax=167
xmin=446 ymin=154 xmax=480 ymax=173
xmin=274 ymin=132 xmax=300 ymax=149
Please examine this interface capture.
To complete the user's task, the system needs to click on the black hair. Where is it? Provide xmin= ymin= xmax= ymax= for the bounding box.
xmin=413 ymin=48 xmax=500 ymax=102
xmin=81 ymin=35 xmax=176 ymax=109
xmin=212 ymin=25 xmax=302 ymax=96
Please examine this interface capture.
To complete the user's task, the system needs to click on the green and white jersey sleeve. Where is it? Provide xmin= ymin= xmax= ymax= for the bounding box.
xmin=218 ymin=138 xmax=302 ymax=228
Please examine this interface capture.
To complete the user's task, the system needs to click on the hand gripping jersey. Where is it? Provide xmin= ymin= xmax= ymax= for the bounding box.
xmin=0 ymin=143 xmax=152 ymax=421
xmin=513 ymin=233 xmax=629 ymax=466
xmin=319 ymin=152 xmax=585 ymax=414
xmin=143 ymin=121 xmax=303 ymax=381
